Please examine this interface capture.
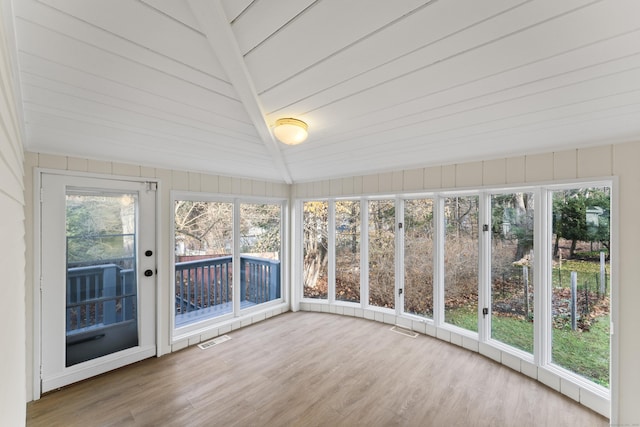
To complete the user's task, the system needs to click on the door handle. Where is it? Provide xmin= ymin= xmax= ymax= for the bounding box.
xmin=144 ymin=269 xmax=153 ymax=277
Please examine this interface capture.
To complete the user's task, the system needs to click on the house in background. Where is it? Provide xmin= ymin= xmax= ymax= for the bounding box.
xmin=2 ymin=0 xmax=640 ymax=425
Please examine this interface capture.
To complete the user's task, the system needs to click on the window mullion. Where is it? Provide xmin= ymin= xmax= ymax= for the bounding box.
xmin=534 ymin=188 xmax=552 ymax=366
xmin=396 ymin=198 xmax=404 ymax=316
xmin=433 ymin=195 xmax=445 ymax=327
xmin=232 ymin=199 xmax=241 ymax=316
xmin=328 ymin=200 xmax=336 ymax=304
xmin=478 ymin=192 xmax=491 ymax=342
xmin=292 ymin=200 xmax=301 ymax=310
xmin=361 ymin=199 xmax=369 ymax=309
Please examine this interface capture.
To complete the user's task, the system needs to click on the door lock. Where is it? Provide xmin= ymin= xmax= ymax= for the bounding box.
xmin=144 ymin=269 xmax=154 ymax=277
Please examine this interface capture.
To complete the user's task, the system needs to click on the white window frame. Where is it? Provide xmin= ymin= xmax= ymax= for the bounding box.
xmin=365 ymin=196 xmax=396 ymax=314
xmin=171 ymin=191 xmax=288 ymax=340
xmin=484 ymin=187 xmax=539 ymax=363
xmin=438 ymin=191 xmax=482 ymax=340
xmin=297 ymin=178 xmax=614 ymax=404
xmin=536 ymin=181 xmax=613 ymax=398
xmin=397 ymin=194 xmax=437 ymax=321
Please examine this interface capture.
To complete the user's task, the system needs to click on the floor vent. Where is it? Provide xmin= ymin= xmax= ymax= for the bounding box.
xmin=390 ymin=326 xmax=418 ymax=338
xmin=198 ymin=335 xmax=231 ymax=350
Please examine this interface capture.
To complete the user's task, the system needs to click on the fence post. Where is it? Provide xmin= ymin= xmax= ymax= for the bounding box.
xmin=570 ymin=271 xmax=577 ymax=331
xmin=179 ymin=268 xmax=185 ymax=313
xmin=270 ymin=261 xmax=280 ymax=301
xmin=240 ymin=257 xmax=247 ymax=302
xmin=599 ymin=251 xmax=606 ymax=297
xmin=558 ymin=252 xmax=562 ymax=287
xmin=104 ymin=265 xmax=118 ymax=325
xmin=66 ymin=276 xmax=73 ymax=331
xmin=122 ymin=269 xmax=135 ymax=320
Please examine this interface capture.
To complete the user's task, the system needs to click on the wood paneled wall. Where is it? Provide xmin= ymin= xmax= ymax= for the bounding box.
xmin=0 ymin=0 xmax=26 ymax=425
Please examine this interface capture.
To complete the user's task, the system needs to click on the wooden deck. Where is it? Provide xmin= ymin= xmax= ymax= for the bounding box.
xmin=27 ymin=312 xmax=608 ymax=426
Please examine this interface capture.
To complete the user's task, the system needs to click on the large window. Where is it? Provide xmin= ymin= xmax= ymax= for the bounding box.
xmin=551 ymin=187 xmax=610 ymax=388
xmin=299 ymin=182 xmax=612 ymax=393
xmin=335 ymin=200 xmax=360 ymax=303
xmin=444 ymin=195 xmax=479 ymax=332
xmin=403 ymin=198 xmax=434 ymax=319
xmin=303 ymin=201 xmax=328 ymax=299
xmin=174 ymin=200 xmax=233 ymax=326
xmin=368 ymin=200 xmax=395 ymax=309
xmin=173 ymin=197 xmax=284 ymax=330
xmin=490 ymin=192 xmax=534 ymax=354
xmin=240 ymin=203 xmax=282 ymax=307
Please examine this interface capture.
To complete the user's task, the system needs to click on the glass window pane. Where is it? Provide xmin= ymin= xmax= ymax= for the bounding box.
xmin=404 ymin=199 xmax=434 ymax=318
xmin=240 ymin=203 xmax=282 ymax=306
xmin=444 ymin=196 xmax=479 ymax=332
xmin=368 ymin=200 xmax=395 ymax=309
xmin=174 ymin=201 xmax=233 ymax=326
xmin=335 ymin=200 xmax=360 ymax=303
xmin=551 ymin=187 xmax=610 ymax=388
xmin=303 ymin=201 xmax=328 ymax=299
xmin=66 ymin=191 xmax=138 ymax=366
xmin=490 ymin=193 xmax=534 ymax=353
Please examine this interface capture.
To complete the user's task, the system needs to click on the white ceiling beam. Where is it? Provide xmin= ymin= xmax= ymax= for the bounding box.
xmin=187 ymin=0 xmax=293 ymax=184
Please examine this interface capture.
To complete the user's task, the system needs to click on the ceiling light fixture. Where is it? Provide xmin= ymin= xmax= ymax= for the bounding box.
xmin=273 ymin=118 xmax=308 ymax=145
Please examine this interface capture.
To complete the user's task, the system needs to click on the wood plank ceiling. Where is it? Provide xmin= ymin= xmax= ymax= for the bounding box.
xmin=10 ymin=0 xmax=640 ymax=183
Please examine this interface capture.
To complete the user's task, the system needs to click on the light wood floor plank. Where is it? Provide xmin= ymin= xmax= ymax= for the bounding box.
xmin=27 ymin=312 xmax=608 ymax=426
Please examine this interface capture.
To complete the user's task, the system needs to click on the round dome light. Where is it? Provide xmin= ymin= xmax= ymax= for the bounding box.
xmin=273 ymin=118 xmax=308 ymax=145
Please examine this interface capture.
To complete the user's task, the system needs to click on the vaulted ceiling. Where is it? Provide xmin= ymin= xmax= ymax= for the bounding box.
xmin=10 ymin=0 xmax=640 ymax=183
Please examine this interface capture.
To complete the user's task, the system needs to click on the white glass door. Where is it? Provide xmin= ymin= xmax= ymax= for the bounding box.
xmin=40 ymin=173 xmax=156 ymax=393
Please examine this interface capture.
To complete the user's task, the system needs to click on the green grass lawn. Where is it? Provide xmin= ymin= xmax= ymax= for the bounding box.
xmin=553 ymin=315 xmax=610 ymax=388
xmin=552 ymin=260 xmax=610 ymax=293
xmin=492 ymin=315 xmax=533 ymax=353
xmin=445 ymin=306 xmax=478 ymax=332
xmin=445 ymin=307 xmax=609 ymax=388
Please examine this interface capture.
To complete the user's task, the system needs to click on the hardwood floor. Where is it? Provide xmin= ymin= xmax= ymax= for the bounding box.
xmin=27 ymin=312 xmax=608 ymax=427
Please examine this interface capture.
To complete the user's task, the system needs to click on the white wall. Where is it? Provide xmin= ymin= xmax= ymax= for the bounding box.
xmin=22 ymin=152 xmax=290 ymax=399
xmin=0 ymin=0 xmax=26 ymax=425
xmin=293 ymin=143 xmax=640 ymax=424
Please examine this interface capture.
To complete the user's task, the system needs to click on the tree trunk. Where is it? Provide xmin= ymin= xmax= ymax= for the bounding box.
xmin=303 ymin=250 xmax=326 ymax=288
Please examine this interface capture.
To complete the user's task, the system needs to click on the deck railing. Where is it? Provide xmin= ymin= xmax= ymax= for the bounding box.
xmin=66 ymin=264 xmax=136 ymax=332
xmin=65 ymin=255 xmax=281 ymax=331
xmin=175 ymin=256 xmax=233 ymax=316
xmin=240 ymin=255 xmax=281 ymax=304
xmin=174 ymin=255 xmax=280 ymax=325
xmin=66 ymin=264 xmax=138 ymax=366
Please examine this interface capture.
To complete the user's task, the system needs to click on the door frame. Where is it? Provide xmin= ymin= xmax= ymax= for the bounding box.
xmin=33 ymin=169 xmax=160 ymax=400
